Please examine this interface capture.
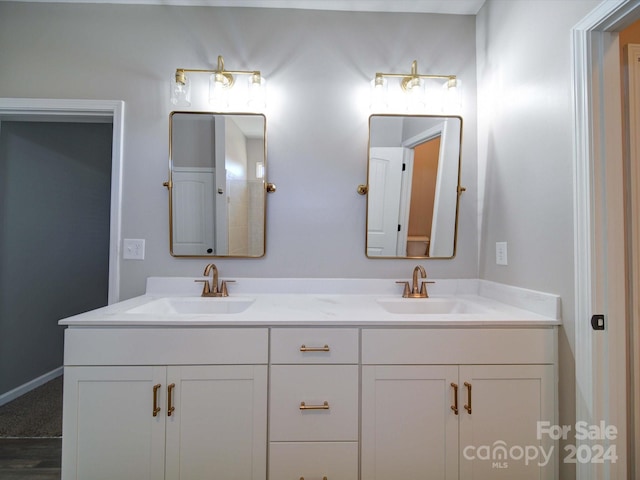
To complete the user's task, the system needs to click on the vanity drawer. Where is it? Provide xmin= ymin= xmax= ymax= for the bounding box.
xmin=64 ymin=328 xmax=268 ymax=365
xmin=270 ymin=328 xmax=358 ymax=364
xmin=269 ymin=365 xmax=358 ymax=441
xmin=269 ymin=442 xmax=358 ymax=480
xmin=362 ymin=328 xmax=556 ymax=364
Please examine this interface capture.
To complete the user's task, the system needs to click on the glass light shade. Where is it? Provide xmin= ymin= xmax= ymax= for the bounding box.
xmin=170 ymin=73 xmax=191 ymax=107
xmin=370 ymin=76 xmax=388 ymax=111
xmin=248 ymin=74 xmax=267 ymax=110
xmin=405 ymin=77 xmax=425 ymax=112
xmin=209 ymin=73 xmax=230 ymax=109
xmin=442 ymin=78 xmax=462 ymax=113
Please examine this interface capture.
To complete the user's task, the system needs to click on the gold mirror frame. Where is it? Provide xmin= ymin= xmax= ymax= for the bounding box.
xmin=364 ymin=114 xmax=464 ymax=259
xmin=166 ymin=111 xmax=270 ymax=257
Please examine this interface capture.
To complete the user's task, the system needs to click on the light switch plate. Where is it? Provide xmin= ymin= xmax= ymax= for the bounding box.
xmin=496 ymin=242 xmax=508 ymax=266
xmin=123 ymin=239 xmax=145 ymax=260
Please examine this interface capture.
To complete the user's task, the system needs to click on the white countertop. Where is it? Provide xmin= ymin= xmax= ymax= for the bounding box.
xmin=59 ymin=278 xmax=561 ymax=327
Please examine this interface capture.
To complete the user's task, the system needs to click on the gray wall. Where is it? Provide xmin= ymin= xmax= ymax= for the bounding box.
xmin=0 ymin=4 xmax=615 ymax=476
xmin=475 ymin=1 xmax=600 ymax=478
xmin=0 ymin=2 xmax=479 ymax=299
xmin=0 ymin=121 xmax=112 ymax=393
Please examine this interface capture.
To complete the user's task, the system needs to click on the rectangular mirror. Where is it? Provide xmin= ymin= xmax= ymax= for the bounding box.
xmin=169 ymin=112 xmax=266 ymax=257
xmin=366 ymin=115 xmax=463 ymax=258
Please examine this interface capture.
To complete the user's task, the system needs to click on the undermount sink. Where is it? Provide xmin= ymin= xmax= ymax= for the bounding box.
xmin=376 ymin=297 xmax=488 ymax=315
xmin=126 ymin=297 xmax=255 ymax=315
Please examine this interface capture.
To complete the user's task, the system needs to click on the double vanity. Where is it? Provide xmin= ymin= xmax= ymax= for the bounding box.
xmin=52 ymin=56 xmax=557 ymax=479
xmin=59 ymin=272 xmax=560 ymax=480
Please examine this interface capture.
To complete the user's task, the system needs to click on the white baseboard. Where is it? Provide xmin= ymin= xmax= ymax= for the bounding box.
xmin=0 ymin=367 xmax=63 ymax=407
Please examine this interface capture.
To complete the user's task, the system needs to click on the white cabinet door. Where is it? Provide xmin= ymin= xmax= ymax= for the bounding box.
xmin=63 ymin=365 xmax=268 ymax=480
xmin=62 ymin=366 xmax=166 ymax=480
xmin=458 ymin=365 xmax=556 ymax=480
xmin=164 ymin=365 xmax=268 ymax=480
xmin=361 ymin=365 xmax=459 ymax=480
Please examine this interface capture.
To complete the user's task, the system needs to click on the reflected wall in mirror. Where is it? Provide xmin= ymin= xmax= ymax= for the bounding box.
xmin=366 ymin=115 xmax=463 ymax=258
xmin=169 ymin=112 xmax=266 ymax=257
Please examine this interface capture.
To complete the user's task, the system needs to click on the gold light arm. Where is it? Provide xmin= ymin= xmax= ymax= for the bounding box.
xmin=374 ymin=59 xmax=456 ymax=91
xmin=175 ymin=69 xmax=187 ymax=85
xmin=174 ymin=54 xmax=261 ymax=88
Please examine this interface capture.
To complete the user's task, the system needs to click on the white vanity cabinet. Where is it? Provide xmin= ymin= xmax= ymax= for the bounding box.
xmin=59 ymin=288 xmax=560 ymax=480
xmin=61 ymin=328 xmax=268 ymax=480
xmin=361 ymin=328 xmax=557 ymax=480
xmin=269 ymin=328 xmax=360 ymax=480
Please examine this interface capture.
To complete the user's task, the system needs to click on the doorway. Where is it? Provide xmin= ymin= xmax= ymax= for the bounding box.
xmin=0 ymin=98 xmax=124 ymax=404
xmin=405 ymin=136 xmax=441 ymax=257
xmin=572 ymin=2 xmax=640 ymax=478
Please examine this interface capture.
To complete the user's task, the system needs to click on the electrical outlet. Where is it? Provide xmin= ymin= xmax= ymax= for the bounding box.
xmin=123 ymin=239 xmax=145 ymax=260
xmin=496 ymin=242 xmax=508 ymax=266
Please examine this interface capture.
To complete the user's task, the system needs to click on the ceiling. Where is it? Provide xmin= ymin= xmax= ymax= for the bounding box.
xmin=6 ymin=0 xmax=486 ymax=15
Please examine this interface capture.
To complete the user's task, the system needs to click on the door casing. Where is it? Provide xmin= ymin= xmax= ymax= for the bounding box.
xmin=0 ymin=98 xmax=124 ymax=303
xmin=572 ymin=1 xmax=640 ymax=478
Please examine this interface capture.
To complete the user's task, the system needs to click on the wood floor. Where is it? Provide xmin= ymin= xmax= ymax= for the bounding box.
xmin=0 ymin=438 xmax=61 ymax=479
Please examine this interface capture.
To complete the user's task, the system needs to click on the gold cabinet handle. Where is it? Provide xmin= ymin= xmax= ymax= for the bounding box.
xmin=152 ymin=384 xmax=161 ymax=417
xmin=299 ymin=344 xmax=330 ymax=352
xmin=450 ymin=383 xmax=459 ymax=415
xmin=464 ymin=382 xmax=472 ymax=414
xmin=299 ymin=401 xmax=330 ymax=410
xmin=299 ymin=477 xmax=328 ymax=480
xmin=167 ymin=383 xmax=176 ymax=417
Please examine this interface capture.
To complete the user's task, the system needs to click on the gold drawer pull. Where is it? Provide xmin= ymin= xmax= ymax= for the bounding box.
xmin=299 ymin=477 xmax=328 ymax=480
xmin=450 ymin=382 xmax=458 ymax=415
xmin=464 ymin=381 xmax=472 ymax=414
xmin=152 ymin=384 xmax=161 ymax=417
xmin=167 ymin=383 xmax=176 ymax=417
xmin=300 ymin=344 xmax=330 ymax=352
xmin=299 ymin=401 xmax=330 ymax=410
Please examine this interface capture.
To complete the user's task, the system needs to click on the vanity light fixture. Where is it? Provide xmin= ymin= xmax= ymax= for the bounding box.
xmin=170 ymin=55 xmax=266 ymax=110
xmin=371 ymin=60 xmax=461 ymax=113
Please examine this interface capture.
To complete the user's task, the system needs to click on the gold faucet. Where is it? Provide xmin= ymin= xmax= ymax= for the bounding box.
xmin=396 ymin=265 xmax=435 ymax=298
xmin=195 ymin=263 xmax=234 ymax=297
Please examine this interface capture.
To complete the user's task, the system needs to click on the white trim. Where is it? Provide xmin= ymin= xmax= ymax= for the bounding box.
xmin=0 ymin=0 xmax=486 ymax=15
xmin=571 ymin=12 xmax=594 ymax=443
xmin=0 ymin=367 xmax=63 ymax=407
xmin=0 ymin=98 xmax=124 ymax=303
xmin=624 ymin=42 xmax=640 ymax=480
xmin=572 ymin=1 xmax=640 ymax=478
xmin=397 ymin=147 xmax=413 ymax=256
xmin=401 ymin=123 xmax=444 ymax=148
